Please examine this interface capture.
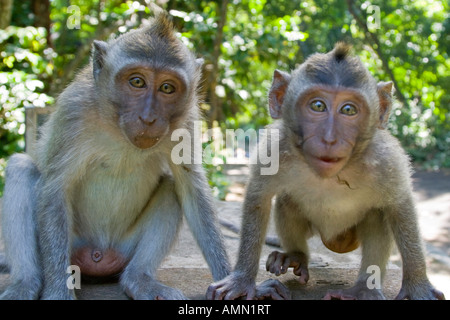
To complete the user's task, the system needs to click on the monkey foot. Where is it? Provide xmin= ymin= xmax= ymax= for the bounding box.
xmin=123 ymin=276 xmax=187 ymax=300
xmin=395 ymin=281 xmax=445 ymax=300
xmin=266 ymin=250 xmax=309 ymax=284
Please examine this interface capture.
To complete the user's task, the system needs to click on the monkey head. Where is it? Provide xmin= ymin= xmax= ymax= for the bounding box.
xmin=268 ymin=43 xmax=393 ymax=178
xmin=90 ymin=11 xmax=203 ymax=150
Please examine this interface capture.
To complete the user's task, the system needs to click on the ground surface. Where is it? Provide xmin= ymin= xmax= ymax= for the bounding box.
xmin=0 ymin=165 xmax=448 ymax=300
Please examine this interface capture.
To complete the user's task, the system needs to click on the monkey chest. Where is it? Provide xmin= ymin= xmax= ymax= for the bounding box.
xmin=287 ymin=175 xmax=379 ymax=240
xmin=72 ymin=162 xmax=160 ymax=241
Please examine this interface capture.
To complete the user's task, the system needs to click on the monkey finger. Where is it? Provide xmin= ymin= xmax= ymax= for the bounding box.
xmin=205 ymin=285 xmax=216 ymax=299
xmin=293 ymin=265 xmax=309 ymax=284
xmin=270 ymin=280 xmax=291 ymax=300
xmin=211 ymin=286 xmax=230 ymax=300
xmin=255 ymin=279 xmax=291 ymax=300
xmin=280 ymin=256 xmax=292 ymax=275
xmin=206 ymin=283 xmax=226 ymax=300
xmin=432 ymin=288 xmax=445 ymax=300
xmin=242 ymin=287 xmax=256 ymax=300
xmin=266 ymin=251 xmax=291 ymax=276
xmin=224 ymin=290 xmax=248 ymax=300
xmin=323 ymin=291 xmax=357 ymax=300
xmin=256 ymin=290 xmax=284 ymax=300
xmin=266 ymin=250 xmax=281 ymax=272
xmin=272 ymin=252 xmax=289 ymax=275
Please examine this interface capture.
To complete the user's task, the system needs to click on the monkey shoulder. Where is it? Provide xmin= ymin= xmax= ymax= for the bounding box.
xmin=367 ymin=130 xmax=412 ymax=181
xmin=35 ymin=67 xmax=97 ymax=158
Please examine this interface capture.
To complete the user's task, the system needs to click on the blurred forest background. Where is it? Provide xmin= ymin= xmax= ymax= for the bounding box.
xmin=0 ymin=0 xmax=449 ymax=198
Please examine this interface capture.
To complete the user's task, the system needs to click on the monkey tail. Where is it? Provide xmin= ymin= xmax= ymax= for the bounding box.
xmin=219 ymin=218 xmax=281 ymax=247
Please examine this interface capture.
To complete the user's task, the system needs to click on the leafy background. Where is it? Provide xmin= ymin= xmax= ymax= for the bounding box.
xmin=0 ymin=0 xmax=449 ymax=197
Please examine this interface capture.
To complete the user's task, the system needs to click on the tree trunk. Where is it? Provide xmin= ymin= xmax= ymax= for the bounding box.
xmin=206 ymin=0 xmax=228 ymax=126
xmin=32 ymin=0 xmax=52 ymax=47
xmin=0 ymin=0 xmax=13 ymax=29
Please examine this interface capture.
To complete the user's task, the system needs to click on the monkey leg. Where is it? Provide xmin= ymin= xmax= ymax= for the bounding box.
xmin=0 ymin=154 xmax=42 ymax=300
xmin=120 ymin=176 xmax=185 ymax=300
xmin=269 ymin=194 xmax=310 ymax=284
xmin=323 ymin=212 xmax=393 ymax=300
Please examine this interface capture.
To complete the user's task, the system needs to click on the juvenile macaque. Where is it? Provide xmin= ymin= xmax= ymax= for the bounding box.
xmin=0 ymin=9 xmax=230 ymax=300
xmin=207 ymin=43 xmax=445 ymax=300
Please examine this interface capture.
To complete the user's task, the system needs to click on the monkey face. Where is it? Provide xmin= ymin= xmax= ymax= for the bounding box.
xmin=113 ymin=64 xmax=188 ymax=149
xmin=295 ymin=86 xmax=370 ymax=178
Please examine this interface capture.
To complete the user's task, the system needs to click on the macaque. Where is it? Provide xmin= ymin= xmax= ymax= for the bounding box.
xmin=207 ymin=43 xmax=445 ymax=300
xmin=0 ymin=9 xmax=230 ymax=300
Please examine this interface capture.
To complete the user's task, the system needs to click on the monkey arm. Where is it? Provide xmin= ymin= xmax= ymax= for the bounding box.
xmin=234 ymin=182 xmax=274 ymax=279
xmin=206 ymin=169 xmax=277 ymax=300
xmin=387 ymin=195 xmax=445 ymax=300
xmin=35 ymin=175 xmax=74 ymax=300
xmin=169 ymin=162 xmax=231 ymax=281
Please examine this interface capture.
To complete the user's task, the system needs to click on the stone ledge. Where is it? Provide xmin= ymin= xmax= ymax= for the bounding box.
xmin=0 ymin=267 xmax=402 ymax=300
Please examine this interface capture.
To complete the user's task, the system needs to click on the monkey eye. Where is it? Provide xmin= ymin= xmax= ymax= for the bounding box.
xmin=310 ymin=100 xmax=327 ymax=112
xmin=340 ymin=104 xmax=358 ymax=116
xmin=129 ymin=77 xmax=146 ymax=88
xmin=159 ymin=83 xmax=176 ymax=94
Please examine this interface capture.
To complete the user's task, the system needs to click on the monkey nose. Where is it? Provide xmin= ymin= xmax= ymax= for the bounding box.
xmin=139 ymin=115 xmax=157 ymax=127
xmin=322 ymin=132 xmax=337 ymax=145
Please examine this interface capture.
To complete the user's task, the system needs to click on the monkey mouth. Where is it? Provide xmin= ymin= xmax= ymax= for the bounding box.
xmin=132 ymin=135 xmax=161 ymax=149
xmin=309 ymin=155 xmax=347 ymax=178
xmin=317 ymin=156 xmax=342 ymax=163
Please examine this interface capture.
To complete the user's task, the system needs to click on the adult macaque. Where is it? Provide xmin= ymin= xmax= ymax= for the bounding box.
xmin=0 ymin=9 xmax=230 ymax=300
xmin=207 ymin=43 xmax=445 ymax=300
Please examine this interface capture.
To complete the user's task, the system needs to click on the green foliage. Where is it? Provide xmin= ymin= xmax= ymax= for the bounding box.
xmin=353 ymin=0 xmax=450 ymax=169
xmin=205 ymin=161 xmax=230 ymax=200
xmin=0 ymin=26 xmax=54 ymax=155
xmin=0 ymin=0 xmax=449 ymax=198
xmin=0 ymin=26 xmax=55 ymax=195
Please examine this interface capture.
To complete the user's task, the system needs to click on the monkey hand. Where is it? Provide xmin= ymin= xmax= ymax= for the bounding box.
xmin=395 ymin=279 xmax=445 ymax=300
xmin=254 ymin=279 xmax=291 ymax=300
xmin=206 ymin=271 xmax=257 ymax=300
xmin=266 ymin=250 xmax=309 ymax=284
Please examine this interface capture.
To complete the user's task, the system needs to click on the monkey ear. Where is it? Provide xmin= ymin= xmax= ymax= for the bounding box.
xmin=195 ymin=58 xmax=204 ymax=70
xmin=268 ymin=70 xmax=291 ymax=119
xmin=377 ymin=81 xmax=393 ymax=129
xmin=92 ymin=40 xmax=109 ymax=82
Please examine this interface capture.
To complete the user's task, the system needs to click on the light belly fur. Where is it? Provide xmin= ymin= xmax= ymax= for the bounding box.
xmin=72 ymin=159 xmax=161 ymax=247
xmin=282 ymin=163 xmax=382 ymax=240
